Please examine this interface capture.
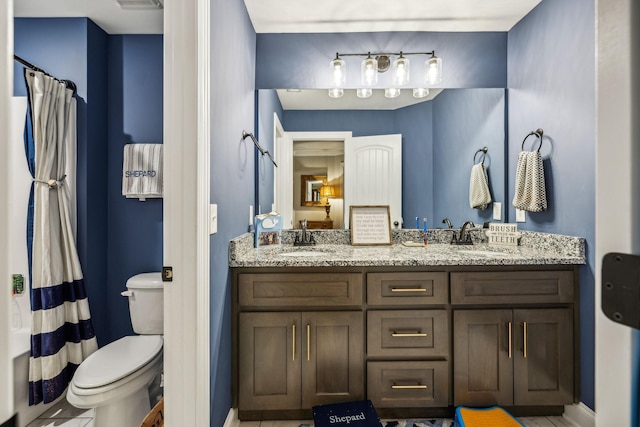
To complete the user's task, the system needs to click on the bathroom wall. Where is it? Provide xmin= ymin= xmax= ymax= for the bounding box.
xmin=209 ymin=1 xmax=257 ymax=426
xmin=508 ymin=0 xmax=596 ymax=409
xmin=14 ymin=18 xmax=110 ymax=345
xmin=14 ymin=20 xmax=164 ymax=346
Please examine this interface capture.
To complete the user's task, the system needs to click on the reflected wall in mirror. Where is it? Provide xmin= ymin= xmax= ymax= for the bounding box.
xmin=301 ymin=175 xmax=326 ymax=206
xmin=256 ymin=88 xmax=506 ymax=229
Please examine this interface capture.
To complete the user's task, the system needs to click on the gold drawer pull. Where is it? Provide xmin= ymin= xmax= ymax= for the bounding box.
xmin=391 ymin=288 xmax=426 ymax=292
xmin=292 ymin=323 xmax=296 ymax=361
xmin=391 ymin=384 xmax=428 ymax=390
xmin=391 ymin=332 xmax=427 ymax=337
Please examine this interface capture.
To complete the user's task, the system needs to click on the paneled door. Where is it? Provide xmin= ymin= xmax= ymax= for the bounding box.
xmin=344 ymin=134 xmax=402 ymax=228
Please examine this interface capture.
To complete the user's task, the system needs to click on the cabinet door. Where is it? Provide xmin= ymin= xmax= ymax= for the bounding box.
xmin=453 ymin=310 xmax=513 ymax=406
xmin=301 ymin=311 xmax=364 ymax=407
xmin=239 ymin=312 xmax=301 ymax=410
xmin=513 ymin=308 xmax=574 ymax=405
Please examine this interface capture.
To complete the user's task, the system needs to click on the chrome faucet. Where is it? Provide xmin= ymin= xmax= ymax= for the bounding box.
xmin=294 ymin=219 xmax=316 ymax=246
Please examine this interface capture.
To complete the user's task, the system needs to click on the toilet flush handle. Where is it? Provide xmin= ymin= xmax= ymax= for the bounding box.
xmin=121 ymin=290 xmax=134 ymax=298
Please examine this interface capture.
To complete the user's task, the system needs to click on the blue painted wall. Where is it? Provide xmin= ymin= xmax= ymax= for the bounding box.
xmin=210 ymin=0 xmax=256 ymax=425
xmin=106 ymin=35 xmax=164 ymax=343
xmin=432 ymin=89 xmax=506 ymax=227
xmin=508 ymin=0 xmax=595 ymax=409
xmin=256 ymin=32 xmax=507 ymax=89
xmin=14 ymin=18 xmax=111 ymax=346
xmin=14 ymin=20 xmax=164 ymax=346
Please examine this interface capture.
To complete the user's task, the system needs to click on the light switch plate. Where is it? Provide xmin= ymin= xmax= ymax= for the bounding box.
xmin=209 ymin=204 xmax=218 ymax=234
xmin=516 ymin=208 xmax=526 ymax=223
xmin=493 ymin=202 xmax=502 ymax=221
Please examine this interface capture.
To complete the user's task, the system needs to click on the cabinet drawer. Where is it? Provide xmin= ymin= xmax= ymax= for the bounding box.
xmin=239 ymin=273 xmax=363 ymax=307
xmin=367 ymin=361 xmax=449 ymax=408
xmin=367 ymin=272 xmax=448 ymax=306
xmin=367 ymin=310 xmax=449 ymax=357
xmin=451 ymin=271 xmax=574 ymax=305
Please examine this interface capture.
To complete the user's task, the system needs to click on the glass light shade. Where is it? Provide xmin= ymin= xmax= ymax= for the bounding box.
xmin=360 ymin=57 xmax=378 ymax=86
xmin=392 ymin=56 xmax=410 ymax=86
xmin=330 ymin=57 xmax=346 ymax=87
xmin=425 ymin=55 xmax=442 ymax=85
xmin=385 ymin=88 xmax=401 ymax=98
xmin=357 ymin=88 xmax=372 ymax=98
xmin=413 ymin=88 xmax=429 ymax=98
xmin=328 ymin=88 xmax=344 ymax=98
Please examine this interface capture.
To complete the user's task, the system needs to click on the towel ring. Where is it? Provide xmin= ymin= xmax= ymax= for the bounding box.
xmin=521 ymin=128 xmax=544 ymax=152
xmin=473 ymin=147 xmax=488 ymax=165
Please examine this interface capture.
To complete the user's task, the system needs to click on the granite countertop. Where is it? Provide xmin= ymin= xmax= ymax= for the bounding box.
xmin=229 ymin=229 xmax=586 ymax=268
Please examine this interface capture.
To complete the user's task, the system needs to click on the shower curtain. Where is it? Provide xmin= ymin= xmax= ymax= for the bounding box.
xmin=23 ymin=69 xmax=98 ymax=405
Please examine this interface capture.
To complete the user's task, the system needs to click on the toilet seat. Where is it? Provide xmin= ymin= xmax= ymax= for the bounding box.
xmin=73 ymin=335 xmax=163 ymax=389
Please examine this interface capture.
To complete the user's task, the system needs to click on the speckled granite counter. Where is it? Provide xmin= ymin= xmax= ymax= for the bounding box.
xmin=229 ymin=229 xmax=585 ymax=268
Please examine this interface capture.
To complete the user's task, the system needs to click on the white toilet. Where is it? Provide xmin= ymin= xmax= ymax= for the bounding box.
xmin=67 ymin=272 xmax=164 ymax=427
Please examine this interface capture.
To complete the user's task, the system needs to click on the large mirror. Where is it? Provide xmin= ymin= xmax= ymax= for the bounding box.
xmin=256 ymin=87 xmax=506 ymax=230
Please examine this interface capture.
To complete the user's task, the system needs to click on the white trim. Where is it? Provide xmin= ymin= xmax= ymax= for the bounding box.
xmin=163 ymin=0 xmax=210 ymax=425
xmin=286 ymin=131 xmax=353 ymax=142
xmin=563 ymin=403 xmax=595 ymax=427
xmin=0 ymin=0 xmax=14 ymax=423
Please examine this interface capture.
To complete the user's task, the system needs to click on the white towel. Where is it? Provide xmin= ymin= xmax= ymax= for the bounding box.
xmin=512 ymin=151 xmax=547 ymax=212
xmin=469 ymin=163 xmax=492 ymax=210
xmin=122 ymin=144 xmax=163 ymax=200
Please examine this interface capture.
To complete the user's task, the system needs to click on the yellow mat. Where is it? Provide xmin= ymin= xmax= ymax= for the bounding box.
xmin=455 ymin=406 xmax=524 ymax=427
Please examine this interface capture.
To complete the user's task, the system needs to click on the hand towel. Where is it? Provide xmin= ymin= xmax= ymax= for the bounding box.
xmin=122 ymin=143 xmax=163 ymax=201
xmin=512 ymin=151 xmax=547 ymax=212
xmin=469 ymin=163 xmax=492 ymax=210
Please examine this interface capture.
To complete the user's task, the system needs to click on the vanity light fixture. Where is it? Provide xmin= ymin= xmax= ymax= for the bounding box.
xmin=328 ymin=88 xmax=344 ymax=98
xmin=357 ymin=88 xmax=372 ymax=98
xmin=385 ymin=88 xmax=401 ymax=98
xmin=413 ymin=88 xmax=430 ymax=98
xmin=329 ymin=50 xmax=442 ymax=98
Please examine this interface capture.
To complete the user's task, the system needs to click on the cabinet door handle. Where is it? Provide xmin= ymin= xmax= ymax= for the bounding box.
xmin=522 ymin=321 xmax=528 ymax=358
xmin=292 ymin=323 xmax=295 ymax=361
xmin=391 ymin=331 xmax=427 ymax=337
xmin=508 ymin=321 xmax=512 ymax=359
xmin=307 ymin=324 xmax=310 ymax=361
xmin=391 ymin=287 xmax=426 ymax=292
xmin=391 ymin=384 xmax=428 ymax=390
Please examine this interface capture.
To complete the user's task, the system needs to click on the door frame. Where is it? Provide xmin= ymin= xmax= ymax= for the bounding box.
xmin=163 ymin=0 xmax=211 ymax=426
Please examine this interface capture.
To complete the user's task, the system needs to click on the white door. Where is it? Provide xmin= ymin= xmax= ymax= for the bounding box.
xmin=274 ymin=114 xmax=294 ymax=229
xmin=344 ymin=134 xmax=403 ymax=229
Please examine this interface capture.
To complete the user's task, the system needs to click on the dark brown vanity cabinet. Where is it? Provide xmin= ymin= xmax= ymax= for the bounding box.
xmin=451 ymin=271 xmax=575 ymax=407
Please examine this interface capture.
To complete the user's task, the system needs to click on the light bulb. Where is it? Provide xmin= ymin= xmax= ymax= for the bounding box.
xmin=392 ymin=55 xmax=410 ymax=86
xmin=360 ymin=56 xmax=378 ymax=86
xmin=330 ymin=57 xmax=346 ymax=87
xmin=328 ymin=88 xmax=344 ymax=98
xmin=357 ymin=88 xmax=372 ymax=98
xmin=413 ymin=88 xmax=429 ymax=98
xmin=385 ymin=88 xmax=401 ymax=98
xmin=425 ymin=55 xmax=442 ymax=85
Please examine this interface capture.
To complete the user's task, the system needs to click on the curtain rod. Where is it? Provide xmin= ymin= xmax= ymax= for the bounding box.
xmin=13 ymin=54 xmax=77 ymax=95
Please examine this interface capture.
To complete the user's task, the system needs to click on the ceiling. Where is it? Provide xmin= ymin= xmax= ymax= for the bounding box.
xmin=14 ymin=0 xmax=542 ymax=109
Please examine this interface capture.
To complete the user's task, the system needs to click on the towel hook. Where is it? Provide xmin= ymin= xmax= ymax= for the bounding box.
xmin=473 ymin=147 xmax=488 ymax=165
xmin=521 ymin=128 xmax=544 ymax=152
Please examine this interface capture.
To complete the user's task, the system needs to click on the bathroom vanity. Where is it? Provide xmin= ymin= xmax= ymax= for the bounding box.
xmin=229 ymin=230 xmax=585 ymax=420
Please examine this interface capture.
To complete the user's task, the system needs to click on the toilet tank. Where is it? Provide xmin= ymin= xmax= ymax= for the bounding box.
xmin=124 ymin=272 xmax=163 ymax=335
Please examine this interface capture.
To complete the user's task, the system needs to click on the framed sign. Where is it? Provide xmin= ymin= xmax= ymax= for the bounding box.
xmin=349 ymin=205 xmax=392 ymax=245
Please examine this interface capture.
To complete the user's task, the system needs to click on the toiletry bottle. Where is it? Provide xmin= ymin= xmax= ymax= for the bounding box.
xmin=422 ymin=217 xmax=428 ymax=246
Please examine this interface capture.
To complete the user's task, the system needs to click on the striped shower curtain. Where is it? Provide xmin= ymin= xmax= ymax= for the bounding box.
xmin=23 ymin=69 xmax=98 ymax=405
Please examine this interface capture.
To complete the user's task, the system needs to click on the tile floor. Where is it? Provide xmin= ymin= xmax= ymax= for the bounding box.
xmin=25 ymin=399 xmax=580 ymax=427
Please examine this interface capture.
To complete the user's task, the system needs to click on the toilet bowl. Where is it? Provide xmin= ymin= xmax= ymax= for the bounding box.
xmin=67 ymin=273 xmax=164 ymax=427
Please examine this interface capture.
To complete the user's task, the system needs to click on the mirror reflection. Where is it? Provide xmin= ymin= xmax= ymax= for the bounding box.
xmin=301 ymin=175 xmax=327 ymax=206
xmin=256 ymin=88 xmax=506 ymax=230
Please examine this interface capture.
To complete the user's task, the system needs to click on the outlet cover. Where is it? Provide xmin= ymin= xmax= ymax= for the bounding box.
xmin=493 ymin=202 xmax=502 ymax=221
xmin=516 ymin=208 xmax=526 ymax=223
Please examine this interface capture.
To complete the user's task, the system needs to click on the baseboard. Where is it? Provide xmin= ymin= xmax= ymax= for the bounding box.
xmin=563 ymin=403 xmax=595 ymax=427
xmin=223 ymin=408 xmax=241 ymax=427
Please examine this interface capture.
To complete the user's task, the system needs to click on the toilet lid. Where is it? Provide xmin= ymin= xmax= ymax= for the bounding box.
xmin=73 ymin=335 xmax=163 ymax=389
